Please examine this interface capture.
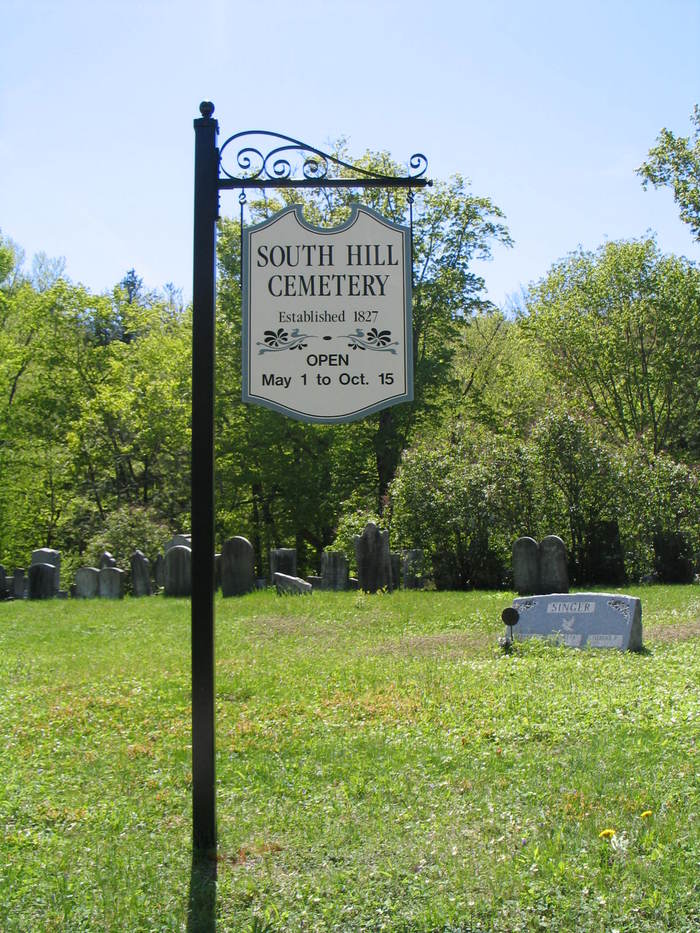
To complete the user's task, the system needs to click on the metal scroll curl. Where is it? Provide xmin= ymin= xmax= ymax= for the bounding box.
xmin=219 ymin=130 xmax=428 ymax=184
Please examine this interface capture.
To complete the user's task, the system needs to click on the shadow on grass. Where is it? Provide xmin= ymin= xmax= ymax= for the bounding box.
xmin=187 ymin=851 xmax=217 ymax=933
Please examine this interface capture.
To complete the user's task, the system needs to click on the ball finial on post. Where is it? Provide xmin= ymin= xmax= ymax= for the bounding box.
xmin=199 ymin=101 xmax=215 ymax=119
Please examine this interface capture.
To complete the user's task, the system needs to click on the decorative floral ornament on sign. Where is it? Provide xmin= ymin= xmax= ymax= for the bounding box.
xmin=343 ymin=328 xmax=398 ymax=353
xmin=258 ymin=328 xmax=313 ymax=353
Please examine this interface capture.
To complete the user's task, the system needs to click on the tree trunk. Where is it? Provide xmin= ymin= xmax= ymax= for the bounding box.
xmin=374 ymin=408 xmax=401 ymax=512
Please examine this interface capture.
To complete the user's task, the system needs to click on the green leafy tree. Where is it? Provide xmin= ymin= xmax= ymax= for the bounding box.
xmin=0 ymin=237 xmax=192 ymax=568
xmin=525 ymin=238 xmax=700 ymax=456
xmin=615 ymin=443 xmax=699 ymax=581
xmin=390 ymin=422 xmax=537 ymax=589
xmin=530 ymin=411 xmax=623 ymax=582
xmin=638 ymin=105 xmax=700 ymax=240
xmin=443 ymin=309 xmax=552 ymax=436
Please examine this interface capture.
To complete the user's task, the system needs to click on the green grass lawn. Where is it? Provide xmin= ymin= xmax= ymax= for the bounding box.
xmin=1 ymin=586 xmax=698 ymax=932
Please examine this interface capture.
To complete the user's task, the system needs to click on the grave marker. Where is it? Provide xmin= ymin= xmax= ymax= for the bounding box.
xmin=13 ymin=569 xmax=26 ymax=599
xmin=320 ymin=551 xmax=349 ymax=591
xmin=99 ymin=567 xmax=125 ymax=599
xmin=274 ymin=572 xmax=312 ymax=595
xmin=28 ymin=563 xmax=55 ymax=599
xmin=75 ymin=567 xmax=100 ymax=598
xmin=512 ymin=537 xmax=539 ymax=595
xmin=31 ymin=548 xmax=60 ymax=594
xmin=221 ymin=536 xmax=255 ymax=597
xmin=539 ymin=535 xmax=569 ymax=593
xmin=99 ymin=551 xmax=117 ymax=569
xmin=269 ymin=548 xmax=297 ymax=581
xmin=512 ymin=592 xmax=642 ymax=651
xmin=131 ymin=550 xmax=152 ymax=596
xmin=164 ymin=545 xmax=192 ymax=596
xmin=354 ymin=522 xmax=392 ymax=593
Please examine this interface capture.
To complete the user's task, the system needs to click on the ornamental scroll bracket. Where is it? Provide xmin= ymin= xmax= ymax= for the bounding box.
xmin=218 ymin=129 xmax=431 ymax=191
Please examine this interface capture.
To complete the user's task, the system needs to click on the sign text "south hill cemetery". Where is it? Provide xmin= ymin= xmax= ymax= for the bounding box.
xmin=242 ymin=204 xmax=413 ymax=423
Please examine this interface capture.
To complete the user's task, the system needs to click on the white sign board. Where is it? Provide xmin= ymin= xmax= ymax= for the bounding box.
xmin=242 ymin=205 xmax=413 ymax=423
xmin=512 ymin=593 xmax=643 ymax=651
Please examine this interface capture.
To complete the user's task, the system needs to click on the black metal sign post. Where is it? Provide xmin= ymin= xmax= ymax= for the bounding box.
xmin=191 ymin=101 xmax=218 ymax=856
xmin=190 ymin=101 xmax=429 ymax=858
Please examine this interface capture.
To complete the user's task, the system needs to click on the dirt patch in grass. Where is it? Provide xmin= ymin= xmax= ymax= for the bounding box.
xmin=373 ymin=630 xmax=493 ymax=658
xmin=240 ymin=614 xmax=347 ymax=638
xmin=244 ymin=614 xmax=313 ymax=635
xmin=645 ymin=620 xmax=700 ymax=643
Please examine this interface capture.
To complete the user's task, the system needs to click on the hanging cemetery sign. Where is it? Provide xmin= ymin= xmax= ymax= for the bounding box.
xmin=192 ymin=105 xmax=429 ymax=855
xmin=242 ymin=204 xmax=413 ymax=423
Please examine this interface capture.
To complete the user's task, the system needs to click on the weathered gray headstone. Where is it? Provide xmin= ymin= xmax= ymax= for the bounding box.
xmin=274 ymin=572 xmax=312 ymax=595
xmin=0 ymin=564 xmax=7 ymax=597
xmin=402 ymin=549 xmax=425 ymax=590
xmin=164 ymin=534 xmax=191 ymax=553
xmin=31 ymin=548 xmax=60 ymax=593
xmin=221 ymin=536 xmax=255 ymax=597
xmin=320 ymin=551 xmax=349 ymax=591
xmin=306 ymin=575 xmax=322 ymax=588
xmin=28 ymin=562 xmax=56 ymax=599
xmin=214 ymin=553 xmax=221 ymax=591
xmin=13 ymin=569 xmax=26 ymax=599
xmin=512 ymin=592 xmax=642 ymax=651
xmin=512 ymin=537 xmax=540 ymax=595
xmin=354 ymin=522 xmax=392 ymax=593
xmin=270 ymin=548 xmax=297 ymax=581
xmin=539 ymin=535 xmax=569 ymax=594
xmin=164 ymin=545 xmax=191 ymax=596
xmin=153 ymin=553 xmax=165 ymax=589
xmin=99 ymin=551 xmax=117 ymax=570
xmin=390 ymin=552 xmax=401 ymax=590
xmin=75 ymin=567 xmax=100 ymax=598
xmin=130 ymin=550 xmax=152 ymax=596
xmin=99 ymin=567 xmax=125 ymax=599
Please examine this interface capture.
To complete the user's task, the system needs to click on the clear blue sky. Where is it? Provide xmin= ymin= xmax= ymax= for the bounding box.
xmin=1 ymin=0 xmax=698 ymax=307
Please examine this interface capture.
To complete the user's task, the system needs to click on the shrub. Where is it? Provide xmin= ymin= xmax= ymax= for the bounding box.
xmin=83 ymin=505 xmax=173 ymax=570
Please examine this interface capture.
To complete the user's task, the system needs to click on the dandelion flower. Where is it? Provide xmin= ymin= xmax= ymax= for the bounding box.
xmin=599 ymin=828 xmax=616 ymax=839
xmin=641 ymin=810 xmax=652 ymax=819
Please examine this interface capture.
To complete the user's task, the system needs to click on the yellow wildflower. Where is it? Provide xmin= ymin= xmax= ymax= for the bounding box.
xmin=641 ymin=810 xmax=652 ymax=819
xmin=599 ymin=828 xmax=616 ymax=839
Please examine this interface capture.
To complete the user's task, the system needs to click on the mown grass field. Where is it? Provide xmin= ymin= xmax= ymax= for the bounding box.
xmin=1 ymin=586 xmax=698 ymax=932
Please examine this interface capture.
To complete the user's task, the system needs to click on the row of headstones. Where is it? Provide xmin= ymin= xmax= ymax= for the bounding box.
xmin=148 ymin=526 xmax=424 ymax=598
xmin=222 ymin=525 xmax=424 ymax=596
xmin=1 ymin=525 xmax=423 ymax=600
xmin=0 ymin=541 xmax=183 ymax=600
xmin=1 ymin=531 xmax=562 ymax=601
xmin=0 ymin=550 xmax=153 ymax=600
xmin=72 ymin=537 xmax=194 ymax=599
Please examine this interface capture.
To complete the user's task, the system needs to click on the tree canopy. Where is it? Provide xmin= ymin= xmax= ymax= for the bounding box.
xmin=638 ymin=104 xmax=700 ymax=241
